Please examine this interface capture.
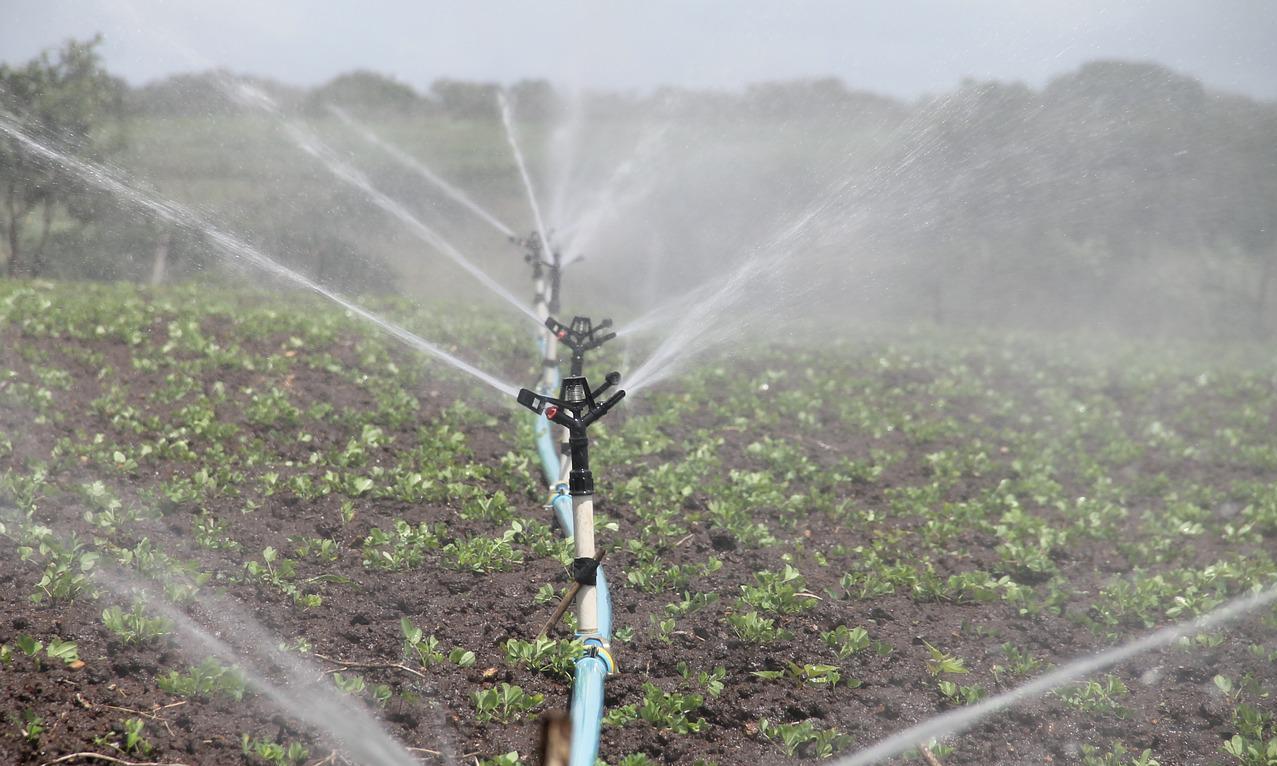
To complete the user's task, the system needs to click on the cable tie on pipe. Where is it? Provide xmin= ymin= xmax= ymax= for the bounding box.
xmin=570 ymin=556 xmax=600 ymax=586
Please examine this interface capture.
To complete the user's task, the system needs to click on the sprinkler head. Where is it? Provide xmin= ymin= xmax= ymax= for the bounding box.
xmin=515 ymin=372 xmax=625 ymax=432
xmin=545 ymin=315 xmax=617 ymax=376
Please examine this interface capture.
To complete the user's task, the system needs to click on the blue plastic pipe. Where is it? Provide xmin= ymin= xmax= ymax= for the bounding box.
xmin=534 ymin=413 xmax=560 ymax=485
xmin=552 ymin=491 xmax=574 ymax=536
xmin=569 ymin=653 xmax=608 ymax=766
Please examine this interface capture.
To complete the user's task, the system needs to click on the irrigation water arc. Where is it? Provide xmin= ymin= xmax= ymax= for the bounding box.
xmin=327 ymin=103 xmax=517 ymax=239
xmin=834 ymin=583 xmax=1277 ymax=766
xmin=0 ymin=113 xmax=519 ymax=399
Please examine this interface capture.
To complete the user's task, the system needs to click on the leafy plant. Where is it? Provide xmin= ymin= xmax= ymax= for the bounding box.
xmin=102 ymin=601 xmax=172 ymax=644
xmin=241 ymin=734 xmax=309 ymax=766
xmin=504 ymin=636 xmax=584 ymax=679
xmin=758 ymin=719 xmax=852 ymax=758
xmin=472 ymin=683 xmax=544 ymax=723
xmin=156 ymin=658 xmax=248 ymax=701
xmin=726 ymin=611 xmax=791 ymax=644
xmin=1056 ymin=674 xmax=1130 ymax=718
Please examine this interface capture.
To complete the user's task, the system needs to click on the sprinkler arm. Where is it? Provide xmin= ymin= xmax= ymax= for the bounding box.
xmin=546 ymin=316 xmax=616 ymax=376
xmin=515 ymin=375 xmax=625 ymax=431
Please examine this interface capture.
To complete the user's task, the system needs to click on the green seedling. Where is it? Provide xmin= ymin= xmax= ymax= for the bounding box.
xmin=1056 ymin=674 xmax=1131 ymax=717
xmin=923 ymin=640 xmax=969 ymax=676
xmin=241 ymin=734 xmax=309 ymax=766
xmin=472 ymin=683 xmax=544 ymax=723
xmin=102 ymin=602 xmax=172 ymax=644
xmin=758 ymin=719 xmax=852 ymax=759
xmin=157 ymin=657 xmax=248 ymax=701
xmin=726 ymin=611 xmax=791 ymax=644
xmin=504 ymin=636 xmax=583 ymax=679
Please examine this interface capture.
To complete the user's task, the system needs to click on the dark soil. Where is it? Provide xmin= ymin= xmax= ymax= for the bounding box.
xmin=1 ymin=293 xmax=1274 ymax=766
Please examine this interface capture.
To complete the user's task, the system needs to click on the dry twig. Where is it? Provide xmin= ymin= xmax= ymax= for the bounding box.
xmin=311 ymin=653 xmax=427 ymax=680
xmin=39 ymin=753 xmax=191 ymax=766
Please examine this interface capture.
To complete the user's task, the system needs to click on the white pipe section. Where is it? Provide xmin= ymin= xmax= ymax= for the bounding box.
xmin=573 ymin=494 xmax=598 ymax=635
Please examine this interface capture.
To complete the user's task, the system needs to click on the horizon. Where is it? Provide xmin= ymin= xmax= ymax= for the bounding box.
xmin=2 ymin=1 xmax=1275 ymax=101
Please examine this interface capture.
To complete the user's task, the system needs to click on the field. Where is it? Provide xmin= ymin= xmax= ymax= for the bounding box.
xmin=2 ymin=279 xmax=1277 ymax=766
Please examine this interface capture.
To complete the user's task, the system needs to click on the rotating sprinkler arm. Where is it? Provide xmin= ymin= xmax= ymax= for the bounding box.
xmin=545 ymin=316 xmax=617 ymax=377
xmin=515 ymin=375 xmax=625 ymax=433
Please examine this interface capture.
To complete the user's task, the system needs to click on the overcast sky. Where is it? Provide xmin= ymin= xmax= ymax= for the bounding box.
xmin=3 ymin=0 xmax=1275 ymax=100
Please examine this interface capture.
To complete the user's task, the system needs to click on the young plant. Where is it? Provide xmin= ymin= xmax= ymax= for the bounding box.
xmin=102 ymin=602 xmax=172 ymax=644
xmin=472 ymin=683 xmax=544 ymax=724
xmin=1056 ymin=674 xmax=1131 ymax=718
xmin=726 ymin=611 xmax=791 ymax=644
xmin=822 ymin=625 xmax=871 ymax=659
xmin=758 ymin=719 xmax=852 ymax=759
xmin=156 ymin=657 xmax=248 ymax=701
xmin=241 ymin=734 xmax=309 ymax=766
xmin=922 ymin=640 xmax=969 ymax=676
xmin=504 ymin=636 xmax=584 ymax=679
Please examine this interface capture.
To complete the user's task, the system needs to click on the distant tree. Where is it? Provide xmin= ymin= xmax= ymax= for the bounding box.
xmin=0 ymin=36 xmax=126 ymax=277
xmin=430 ymin=79 xmax=499 ymax=120
xmin=307 ymin=70 xmax=427 ymax=115
xmin=508 ymin=79 xmax=558 ymax=121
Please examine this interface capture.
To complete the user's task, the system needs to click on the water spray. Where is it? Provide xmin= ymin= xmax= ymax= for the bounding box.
xmin=327 ymin=103 xmax=517 ymax=238
xmin=0 ymin=113 xmax=520 ymax=398
xmin=516 ymin=372 xmax=625 ymax=766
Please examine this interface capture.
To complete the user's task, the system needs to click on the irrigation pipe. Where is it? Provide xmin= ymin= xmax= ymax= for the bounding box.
xmin=834 ymin=582 xmax=1277 ymax=766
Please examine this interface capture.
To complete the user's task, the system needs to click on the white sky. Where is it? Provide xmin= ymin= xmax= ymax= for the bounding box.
xmin=2 ymin=0 xmax=1275 ymax=99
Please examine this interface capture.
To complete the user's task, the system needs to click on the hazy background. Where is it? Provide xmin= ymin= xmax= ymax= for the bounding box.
xmin=6 ymin=0 xmax=1276 ymax=98
xmin=1 ymin=1 xmax=1275 ymax=343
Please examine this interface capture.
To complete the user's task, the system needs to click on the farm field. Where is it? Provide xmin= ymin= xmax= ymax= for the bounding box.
xmin=1 ymin=279 xmax=1276 ymax=766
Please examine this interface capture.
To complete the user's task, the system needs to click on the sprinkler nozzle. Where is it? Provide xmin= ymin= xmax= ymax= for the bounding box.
xmin=545 ymin=315 xmax=617 ymax=377
xmin=514 ymin=373 xmax=625 ymax=432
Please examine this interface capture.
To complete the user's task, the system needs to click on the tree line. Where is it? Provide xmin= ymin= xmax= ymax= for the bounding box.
xmin=1 ymin=37 xmax=1274 ymax=338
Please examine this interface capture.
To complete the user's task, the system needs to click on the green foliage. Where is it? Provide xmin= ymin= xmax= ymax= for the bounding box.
xmin=1080 ymin=743 xmax=1160 ymax=766
xmin=442 ymin=531 xmax=523 ymax=573
xmin=739 ymin=565 xmax=816 ymax=614
xmin=241 ymin=734 xmax=310 ymax=766
xmin=727 ymin=611 xmax=791 ymax=644
xmin=605 ymin=683 xmax=706 ymax=735
xmin=821 ymin=625 xmax=870 ymax=659
xmin=922 ymin=641 xmax=969 ymax=676
xmin=472 ymin=683 xmax=543 ymax=723
xmin=102 ymin=601 xmax=172 ymax=644
xmin=1056 ymin=674 xmax=1131 ymax=718
xmin=758 ymin=719 xmax=852 ymax=759
xmin=504 ymin=636 xmax=584 ymax=679
xmin=156 ymin=658 xmax=248 ymax=701
xmin=752 ymin=660 xmax=852 ymax=690
xmin=362 ymin=520 xmax=442 ymax=570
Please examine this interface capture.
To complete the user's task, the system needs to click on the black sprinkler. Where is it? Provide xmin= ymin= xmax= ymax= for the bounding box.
xmin=516 ymin=372 xmax=624 ymax=496
xmin=513 ymin=230 xmax=563 ymax=315
xmin=546 ymin=316 xmax=616 ymax=376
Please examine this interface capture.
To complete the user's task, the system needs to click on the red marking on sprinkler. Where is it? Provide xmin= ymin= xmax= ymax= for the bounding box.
xmin=544 ymin=405 xmax=559 ymax=419
xmin=557 ymin=330 xmax=567 ymax=339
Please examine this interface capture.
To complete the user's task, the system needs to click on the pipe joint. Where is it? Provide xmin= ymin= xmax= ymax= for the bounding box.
xmin=581 ymin=639 xmax=617 ymax=674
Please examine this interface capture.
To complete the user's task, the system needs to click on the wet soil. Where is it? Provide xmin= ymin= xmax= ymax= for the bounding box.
xmin=0 ymin=307 xmax=1273 ymax=766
